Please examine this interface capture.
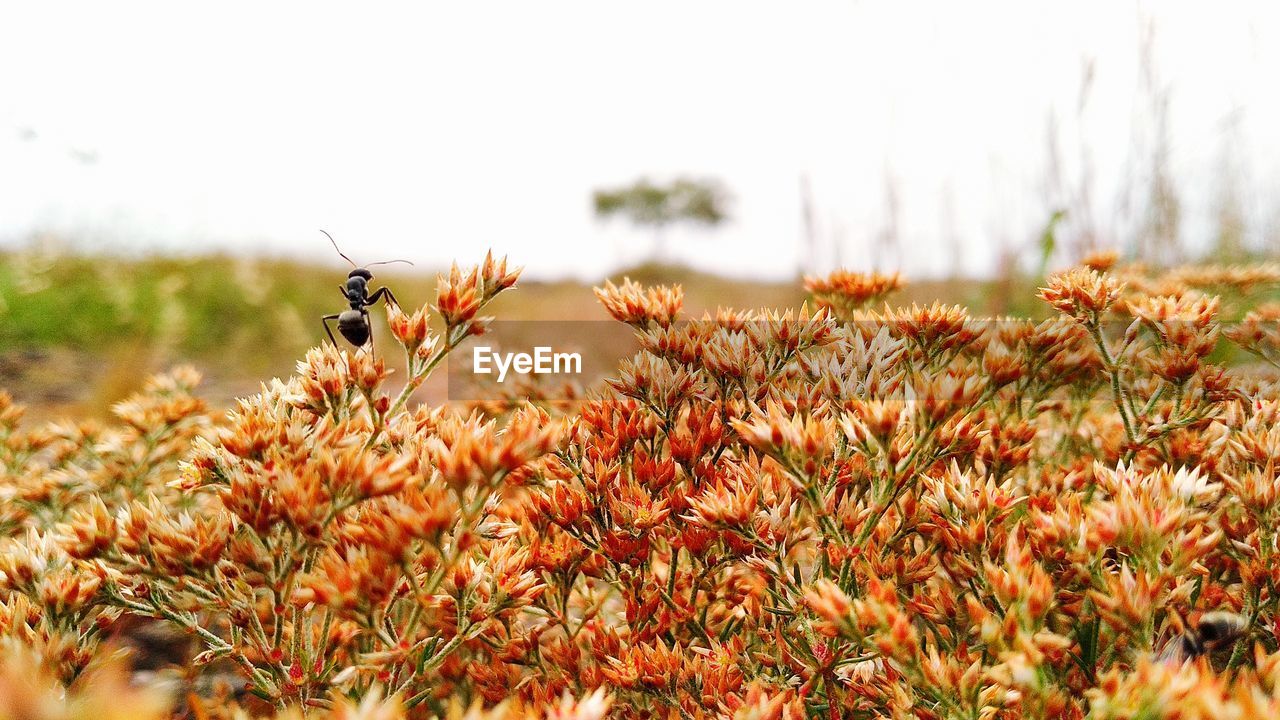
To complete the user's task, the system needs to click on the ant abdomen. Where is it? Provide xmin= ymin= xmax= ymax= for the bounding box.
xmin=337 ymin=309 xmax=371 ymax=347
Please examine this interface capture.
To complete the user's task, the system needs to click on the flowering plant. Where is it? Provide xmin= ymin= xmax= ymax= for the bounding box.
xmin=4 ymin=256 xmax=1280 ymax=719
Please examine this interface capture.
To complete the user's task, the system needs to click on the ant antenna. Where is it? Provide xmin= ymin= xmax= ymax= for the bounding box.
xmin=320 ymin=229 xmax=356 ymax=268
xmin=366 ymin=258 xmax=415 ymax=268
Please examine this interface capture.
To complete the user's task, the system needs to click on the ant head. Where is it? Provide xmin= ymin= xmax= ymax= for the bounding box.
xmin=348 ymin=268 xmax=373 ymax=281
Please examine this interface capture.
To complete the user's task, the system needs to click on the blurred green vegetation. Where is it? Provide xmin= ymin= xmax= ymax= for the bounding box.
xmin=0 ymin=249 xmax=969 ymax=416
xmin=0 ymin=249 xmax=811 ymax=417
xmin=0 ymin=251 xmax=823 ymax=371
xmin=0 ymin=251 xmax=423 ymax=372
xmin=0 ymin=248 xmax=1039 ymax=362
xmin=0 ymin=246 xmax=1151 ymax=418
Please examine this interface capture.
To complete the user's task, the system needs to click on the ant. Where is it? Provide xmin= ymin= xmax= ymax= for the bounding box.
xmin=320 ymin=230 xmax=413 ymax=351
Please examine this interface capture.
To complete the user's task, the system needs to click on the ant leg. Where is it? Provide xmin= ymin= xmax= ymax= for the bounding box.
xmin=363 ymin=309 xmax=376 ymax=360
xmin=322 ymin=314 xmax=341 ymax=347
xmin=365 ymin=286 xmax=400 ymax=309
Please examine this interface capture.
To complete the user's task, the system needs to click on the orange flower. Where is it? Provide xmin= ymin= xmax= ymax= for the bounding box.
xmin=805 ymin=269 xmax=904 ymax=321
xmin=594 ymin=278 xmax=683 ymax=327
xmin=1039 ymin=267 xmax=1123 ymax=319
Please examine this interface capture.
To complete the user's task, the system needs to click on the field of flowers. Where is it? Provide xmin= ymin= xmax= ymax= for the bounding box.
xmin=5 ymin=251 xmax=1280 ymax=719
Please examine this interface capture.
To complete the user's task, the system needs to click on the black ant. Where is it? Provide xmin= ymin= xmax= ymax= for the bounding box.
xmin=320 ymin=230 xmax=413 ymax=351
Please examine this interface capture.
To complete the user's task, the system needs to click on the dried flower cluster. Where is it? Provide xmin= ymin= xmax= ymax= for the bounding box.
xmin=5 ymin=257 xmax=1280 ymax=719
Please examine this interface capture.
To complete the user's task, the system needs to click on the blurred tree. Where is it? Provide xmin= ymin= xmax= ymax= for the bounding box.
xmin=593 ymin=177 xmax=729 ymax=262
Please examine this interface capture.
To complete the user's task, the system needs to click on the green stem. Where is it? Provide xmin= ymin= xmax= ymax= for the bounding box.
xmin=1088 ymin=320 xmax=1137 ymax=447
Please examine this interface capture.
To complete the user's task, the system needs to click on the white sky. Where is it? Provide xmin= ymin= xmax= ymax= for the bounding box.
xmin=2 ymin=1 xmax=1279 ymax=280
